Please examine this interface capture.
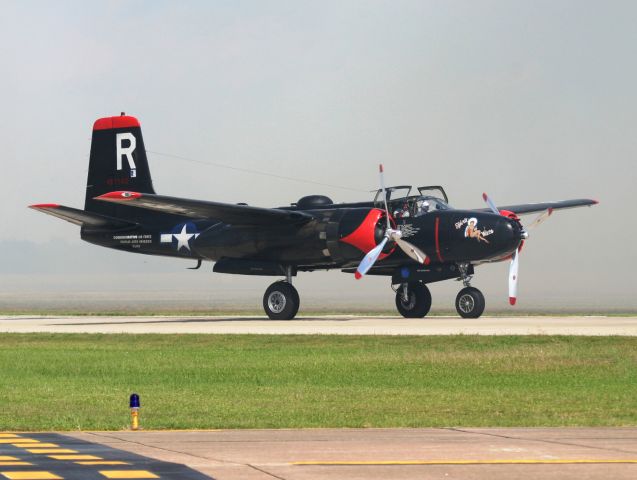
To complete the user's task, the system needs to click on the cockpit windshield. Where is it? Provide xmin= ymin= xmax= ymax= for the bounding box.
xmin=391 ymin=195 xmax=450 ymax=219
xmin=373 ymin=185 xmax=452 ymax=218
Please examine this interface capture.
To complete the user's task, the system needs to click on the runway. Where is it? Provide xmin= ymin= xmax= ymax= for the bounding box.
xmin=66 ymin=428 xmax=637 ymax=480
xmin=0 ymin=315 xmax=635 ymax=335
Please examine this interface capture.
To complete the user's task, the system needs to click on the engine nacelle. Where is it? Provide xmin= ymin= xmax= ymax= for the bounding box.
xmin=325 ymin=208 xmax=396 ymax=264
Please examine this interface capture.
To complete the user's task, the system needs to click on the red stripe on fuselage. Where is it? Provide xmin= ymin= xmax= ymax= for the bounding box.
xmin=434 ymin=217 xmax=443 ymax=262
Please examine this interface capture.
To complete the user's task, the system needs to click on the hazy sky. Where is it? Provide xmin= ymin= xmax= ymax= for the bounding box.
xmin=0 ymin=1 xmax=635 ymax=310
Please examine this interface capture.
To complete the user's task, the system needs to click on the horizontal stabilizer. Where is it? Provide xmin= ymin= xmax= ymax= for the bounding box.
xmin=476 ymin=198 xmax=598 ymax=216
xmin=29 ymin=204 xmax=137 ymax=228
xmin=95 ymin=191 xmax=314 ymax=226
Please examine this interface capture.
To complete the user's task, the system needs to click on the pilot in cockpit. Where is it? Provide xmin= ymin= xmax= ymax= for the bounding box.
xmin=415 ymin=199 xmax=430 ymax=217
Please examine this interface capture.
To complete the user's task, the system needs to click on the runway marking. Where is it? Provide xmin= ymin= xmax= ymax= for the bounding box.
xmin=0 ymin=473 xmax=62 ymax=480
xmin=12 ymin=444 xmax=58 ymax=449
xmin=25 ymin=450 xmax=77 ymax=455
xmin=0 ymin=433 xmax=210 ymax=479
xmin=293 ymin=459 xmax=637 ymax=465
xmin=99 ymin=471 xmax=159 ymax=479
xmin=48 ymin=455 xmax=102 ymax=461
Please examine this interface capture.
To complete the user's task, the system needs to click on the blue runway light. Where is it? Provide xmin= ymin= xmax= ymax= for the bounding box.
xmin=130 ymin=393 xmax=141 ymax=430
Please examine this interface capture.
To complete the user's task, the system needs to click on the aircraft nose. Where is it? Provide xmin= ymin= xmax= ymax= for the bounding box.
xmin=499 ymin=216 xmax=524 ymax=249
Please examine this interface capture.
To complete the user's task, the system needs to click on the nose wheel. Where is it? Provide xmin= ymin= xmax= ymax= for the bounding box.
xmin=455 ymin=287 xmax=485 ymax=319
xmin=263 ymin=281 xmax=300 ymax=320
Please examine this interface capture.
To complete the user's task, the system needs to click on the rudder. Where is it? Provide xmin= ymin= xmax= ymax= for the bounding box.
xmin=85 ymin=114 xmax=155 ymax=219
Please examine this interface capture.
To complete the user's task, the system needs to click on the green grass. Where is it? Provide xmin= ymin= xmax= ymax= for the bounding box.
xmin=0 ymin=334 xmax=636 ymax=431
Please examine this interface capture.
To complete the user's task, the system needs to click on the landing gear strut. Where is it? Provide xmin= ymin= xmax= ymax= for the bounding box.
xmin=263 ymin=266 xmax=299 ymax=320
xmin=394 ymin=282 xmax=432 ymax=318
xmin=455 ymin=263 xmax=485 ymax=318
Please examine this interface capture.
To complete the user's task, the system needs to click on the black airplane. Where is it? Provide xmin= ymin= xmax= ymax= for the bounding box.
xmin=30 ymin=114 xmax=598 ymax=320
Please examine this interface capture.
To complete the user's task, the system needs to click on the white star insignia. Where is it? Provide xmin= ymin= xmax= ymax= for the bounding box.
xmin=173 ymin=224 xmax=195 ymax=252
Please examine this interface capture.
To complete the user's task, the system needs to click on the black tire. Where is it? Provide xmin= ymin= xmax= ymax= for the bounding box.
xmin=263 ymin=281 xmax=300 ymax=320
xmin=455 ymin=287 xmax=485 ymax=319
xmin=395 ymin=282 xmax=432 ymax=318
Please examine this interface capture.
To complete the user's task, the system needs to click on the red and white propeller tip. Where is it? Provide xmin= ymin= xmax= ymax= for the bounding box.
xmin=508 ymin=249 xmax=519 ymax=305
xmin=482 ymin=192 xmax=500 ymax=215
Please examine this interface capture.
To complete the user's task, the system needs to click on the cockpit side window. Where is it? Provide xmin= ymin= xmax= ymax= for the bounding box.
xmin=414 ymin=196 xmax=450 ymax=216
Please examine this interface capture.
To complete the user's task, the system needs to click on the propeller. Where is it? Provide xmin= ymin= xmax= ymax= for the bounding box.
xmin=527 ymin=208 xmax=553 ymax=229
xmin=482 ymin=192 xmax=552 ymax=305
xmin=355 ymin=165 xmax=428 ymax=279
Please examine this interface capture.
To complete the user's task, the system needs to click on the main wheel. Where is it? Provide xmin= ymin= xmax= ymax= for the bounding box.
xmin=263 ymin=281 xmax=300 ymax=320
xmin=455 ymin=287 xmax=485 ymax=318
xmin=395 ymin=282 xmax=432 ymax=318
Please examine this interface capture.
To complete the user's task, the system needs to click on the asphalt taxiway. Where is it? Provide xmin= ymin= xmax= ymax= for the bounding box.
xmin=66 ymin=428 xmax=637 ymax=480
xmin=0 ymin=315 xmax=635 ymax=335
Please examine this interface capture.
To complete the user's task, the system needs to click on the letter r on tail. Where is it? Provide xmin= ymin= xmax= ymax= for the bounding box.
xmin=116 ymin=132 xmax=137 ymax=171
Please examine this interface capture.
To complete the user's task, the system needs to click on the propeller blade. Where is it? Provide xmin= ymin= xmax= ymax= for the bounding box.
xmin=527 ymin=208 xmax=553 ymax=229
xmin=508 ymin=249 xmax=519 ymax=305
xmin=379 ymin=164 xmax=390 ymax=229
xmin=393 ymin=235 xmax=428 ymax=264
xmin=354 ymin=237 xmax=389 ymax=279
xmin=482 ymin=192 xmax=500 ymax=215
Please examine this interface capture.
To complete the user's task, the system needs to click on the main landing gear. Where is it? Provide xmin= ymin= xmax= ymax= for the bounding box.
xmin=394 ymin=282 xmax=432 ymax=318
xmin=263 ymin=267 xmax=299 ymax=320
xmin=393 ymin=263 xmax=486 ymax=319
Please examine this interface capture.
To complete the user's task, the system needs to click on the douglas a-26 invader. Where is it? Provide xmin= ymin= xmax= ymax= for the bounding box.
xmin=31 ymin=114 xmax=598 ymax=319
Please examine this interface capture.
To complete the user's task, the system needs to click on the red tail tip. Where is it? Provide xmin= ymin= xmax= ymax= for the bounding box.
xmin=354 ymin=271 xmax=362 ymax=280
xmin=509 ymin=297 xmax=517 ymax=306
xmin=592 ymin=199 xmax=599 ymax=205
xmin=93 ymin=115 xmax=140 ymax=131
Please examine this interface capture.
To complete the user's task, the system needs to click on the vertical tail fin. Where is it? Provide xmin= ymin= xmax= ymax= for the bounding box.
xmin=85 ymin=114 xmax=155 ymax=219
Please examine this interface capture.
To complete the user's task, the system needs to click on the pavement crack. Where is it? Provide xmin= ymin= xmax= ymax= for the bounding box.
xmin=443 ymin=428 xmax=637 ymax=456
xmin=83 ymin=431 xmax=240 ymax=466
xmin=247 ymin=463 xmax=287 ymax=480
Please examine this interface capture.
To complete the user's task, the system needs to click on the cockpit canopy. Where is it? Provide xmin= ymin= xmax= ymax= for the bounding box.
xmin=373 ymin=185 xmax=451 ymax=218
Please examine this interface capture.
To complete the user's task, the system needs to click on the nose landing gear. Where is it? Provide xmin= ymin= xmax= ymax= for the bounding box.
xmin=455 ymin=287 xmax=485 ymax=318
xmin=454 ymin=262 xmax=485 ymax=318
xmin=391 ymin=263 xmax=486 ymax=319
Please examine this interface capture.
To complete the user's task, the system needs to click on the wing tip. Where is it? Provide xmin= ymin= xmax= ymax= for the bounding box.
xmin=29 ymin=203 xmax=60 ymax=209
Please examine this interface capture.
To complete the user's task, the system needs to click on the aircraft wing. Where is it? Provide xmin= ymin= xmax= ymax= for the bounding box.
xmin=29 ymin=204 xmax=137 ymax=228
xmin=475 ymin=198 xmax=598 ymax=216
xmin=95 ymin=191 xmax=314 ymax=226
